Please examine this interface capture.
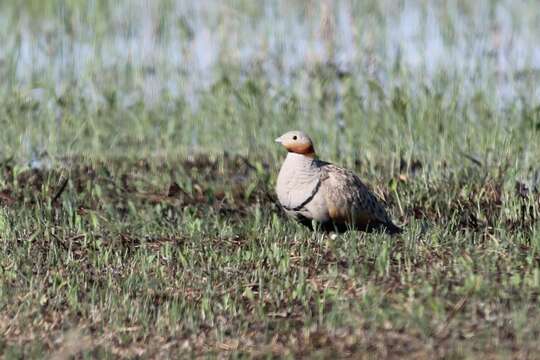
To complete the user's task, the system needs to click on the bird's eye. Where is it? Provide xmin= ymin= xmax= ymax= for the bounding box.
xmin=292 ymin=136 xmax=297 ymax=140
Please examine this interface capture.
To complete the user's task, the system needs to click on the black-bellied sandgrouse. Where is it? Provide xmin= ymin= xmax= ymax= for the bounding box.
xmin=275 ymin=130 xmax=402 ymax=234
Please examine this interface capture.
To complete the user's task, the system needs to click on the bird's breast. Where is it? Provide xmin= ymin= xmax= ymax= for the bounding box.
xmin=276 ymin=167 xmax=320 ymax=211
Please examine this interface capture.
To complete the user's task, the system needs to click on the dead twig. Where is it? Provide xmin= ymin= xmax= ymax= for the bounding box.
xmin=52 ymin=177 xmax=69 ymax=204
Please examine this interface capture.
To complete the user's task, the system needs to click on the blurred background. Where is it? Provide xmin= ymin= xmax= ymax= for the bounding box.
xmin=0 ymin=0 xmax=539 ymax=170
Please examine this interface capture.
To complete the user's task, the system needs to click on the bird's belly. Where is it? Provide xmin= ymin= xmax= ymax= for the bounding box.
xmin=281 ymin=193 xmax=330 ymax=223
xmin=302 ymin=194 xmax=330 ymax=222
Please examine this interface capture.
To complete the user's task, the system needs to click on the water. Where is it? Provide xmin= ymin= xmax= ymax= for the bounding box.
xmin=2 ymin=1 xmax=539 ymax=110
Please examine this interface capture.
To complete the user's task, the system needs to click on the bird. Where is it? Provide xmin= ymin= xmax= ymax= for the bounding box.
xmin=274 ymin=130 xmax=402 ymax=235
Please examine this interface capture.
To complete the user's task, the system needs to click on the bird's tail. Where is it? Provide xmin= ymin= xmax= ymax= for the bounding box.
xmin=385 ymin=222 xmax=403 ymax=235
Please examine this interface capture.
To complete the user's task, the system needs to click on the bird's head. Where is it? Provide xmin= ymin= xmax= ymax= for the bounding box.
xmin=275 ymin=130 xmax=316 ymax=158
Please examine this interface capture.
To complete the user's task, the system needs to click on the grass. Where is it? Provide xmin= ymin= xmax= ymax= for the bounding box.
xmin=0 ymin=155 xmax=539 ymax=358
xmin=1 ymin=0 xmax=540 ymax=358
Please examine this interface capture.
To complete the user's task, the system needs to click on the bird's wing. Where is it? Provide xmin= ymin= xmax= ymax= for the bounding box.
xmin=319 ymin=163 xmax=393 ymax=227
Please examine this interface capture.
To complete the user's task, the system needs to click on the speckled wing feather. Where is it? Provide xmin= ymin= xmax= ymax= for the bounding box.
xmin=318 ymin=162 xmax=399 ymax=232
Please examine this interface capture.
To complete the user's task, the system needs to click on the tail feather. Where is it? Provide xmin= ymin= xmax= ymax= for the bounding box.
xmin=355 ymin=219 xmax=404 ymax=235
xmin=384 ymin=222 xmax=403 ymax=235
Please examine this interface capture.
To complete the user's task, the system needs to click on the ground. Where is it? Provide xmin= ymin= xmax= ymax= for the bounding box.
xmin=0 ymin=154 xmax=539 ymax=358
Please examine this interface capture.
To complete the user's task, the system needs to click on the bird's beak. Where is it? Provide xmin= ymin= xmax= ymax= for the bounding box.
xmin=275 ymin=136 xmax=283 ymax=144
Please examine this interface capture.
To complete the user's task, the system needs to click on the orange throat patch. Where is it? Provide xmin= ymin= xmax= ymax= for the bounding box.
xmin=287 ymin=143 xmax=316 ymax=158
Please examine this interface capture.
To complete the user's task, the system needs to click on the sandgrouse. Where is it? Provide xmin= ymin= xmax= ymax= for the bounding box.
xmin=275 ymin=130 xmax=402 ymax=234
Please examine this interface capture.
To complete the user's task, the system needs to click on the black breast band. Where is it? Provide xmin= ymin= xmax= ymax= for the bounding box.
xmin=282 ymin=179 xmax=321 ymax=212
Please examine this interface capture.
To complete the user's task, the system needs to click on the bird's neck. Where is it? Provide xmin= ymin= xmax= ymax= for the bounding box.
xmin=288 ymin=146 xmax=316 ymax=158
xmin=293 ymin=151 xmax=316 ymax=159
xmin=283 ymin=152 xmax=318 ymax=168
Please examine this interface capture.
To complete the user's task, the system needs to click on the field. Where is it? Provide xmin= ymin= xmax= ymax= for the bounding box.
xmin=1 ymin=1 xmax=540 ymax=358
